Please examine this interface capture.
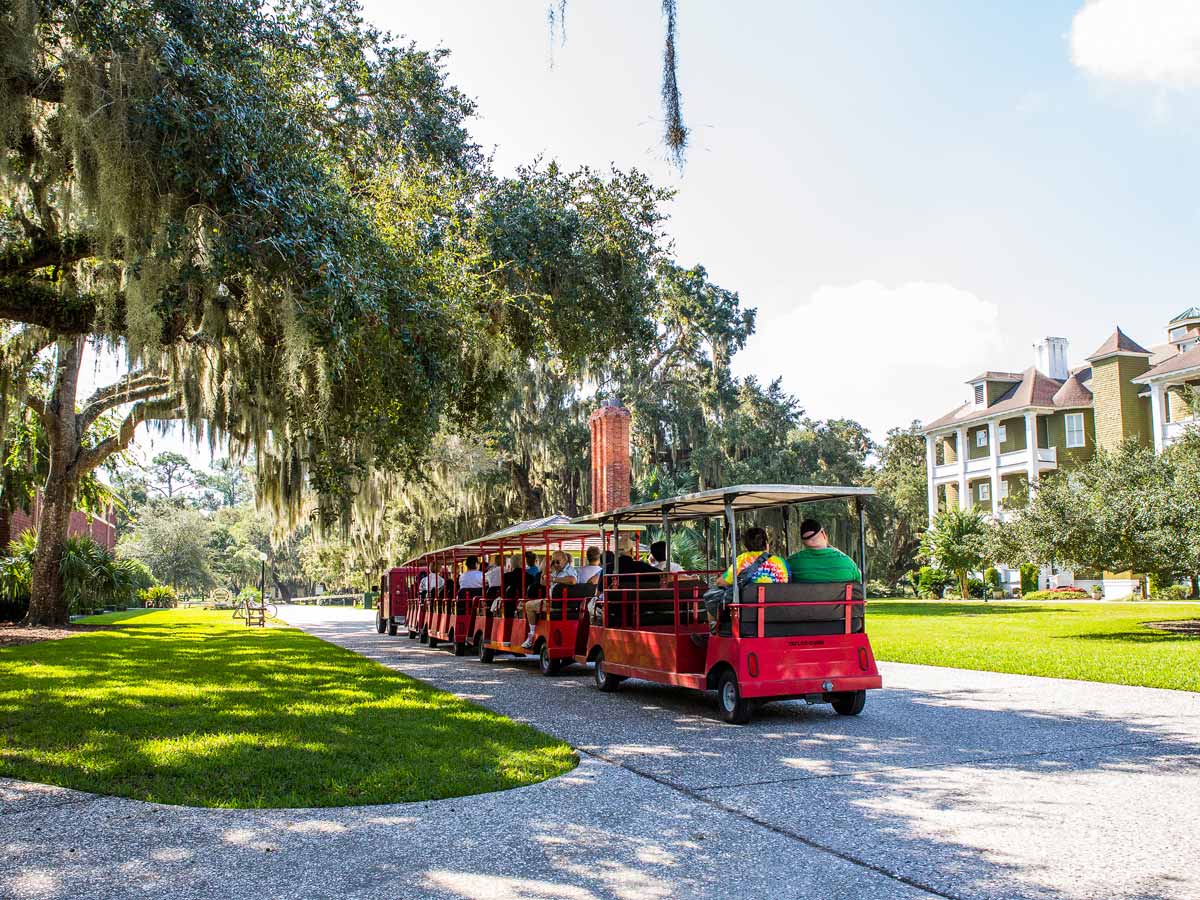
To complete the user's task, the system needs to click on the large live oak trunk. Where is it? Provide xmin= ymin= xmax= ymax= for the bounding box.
xmin=25 ymin=338 xmax=84 ymax=626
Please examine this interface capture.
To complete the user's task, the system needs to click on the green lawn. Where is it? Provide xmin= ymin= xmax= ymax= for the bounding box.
xmin=0 ymin=609 xmax=575 ymax=808
xmin=868 ymin=600 xmax=1200 ymax=691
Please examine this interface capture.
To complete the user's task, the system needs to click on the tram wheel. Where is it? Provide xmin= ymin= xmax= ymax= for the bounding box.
xmin=538 ymin=643 xmax=561 ymax=676
xmin=717 ymin=671 xmax=753 ymax=725
xmin=478 ymin=636 xmax=495 ymax=663
xmin=374 ymin=612 xmax=386 ymax=634
xmin=386 ymin=619 xmax=398 ymax=637
xmin=831 ymin=690 xmax=866 ymax=716
xmin=407 ymin=629 xmax=417 ymax=639
xmin=428 ymin=633 xmax=439 ymax=648
xmin=453 ymin=640 xmax=469 ymax=657
xmin=419 ymin=628 xmax=429 ymax=645
xmin=593 ymin=651 xmax=623 ymax=692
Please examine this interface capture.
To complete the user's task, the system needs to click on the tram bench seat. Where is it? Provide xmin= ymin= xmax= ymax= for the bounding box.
xmin=547 ymin=583 xmax=597 ymax=619
xmin=604 ymin=583 xmax=708 ymax=628
xmin=454 ymin=588 xmax=482 ymax=614
xmin=720 ymin=582 xmax=865 ymax=637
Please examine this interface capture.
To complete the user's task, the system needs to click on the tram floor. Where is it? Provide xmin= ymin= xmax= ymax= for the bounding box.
xmin=3 ymin=604 xmax=1198 ymax=900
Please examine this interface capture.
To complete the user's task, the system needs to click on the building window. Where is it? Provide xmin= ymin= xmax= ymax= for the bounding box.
xmin=1170 ymin=325 xmax=1188 ymax=342
xmin=975 ymin=429 xmax=987 ymax=448
xmin=997 ymin=424 xmax=1007 ymax=443
xmin=998 ymin=479 xmax=1008 ymax=500
xmin=1065 ymin=413 xmax=1085 ymax=448
xmin=979 ymin=482 xmax=990 ymax=501
xmin=973 ymin=383 xmax=985 ymax=405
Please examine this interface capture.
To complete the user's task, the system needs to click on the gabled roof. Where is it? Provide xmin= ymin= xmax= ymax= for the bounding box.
xmin=1052 ymin=370 xmax=1093 ymax=408
xmin=1087 ymin=327 xmax=1151 ymax=361
xmin=1170 ymin=306 xmax=1200 ymax=323
xmin=924 ymin=366 xmax=1084 ymax=433
xmin=1133 ymin=344 xmax=1200 ymax=383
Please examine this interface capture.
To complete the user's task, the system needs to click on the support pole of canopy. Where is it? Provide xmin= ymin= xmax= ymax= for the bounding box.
xmin=855 ymin=497 xmax=867 ymax=592
xmin=782 ymin=505 xmax=790 ymax=557
xmin=724 ymin=496 xmax=738 ymax=608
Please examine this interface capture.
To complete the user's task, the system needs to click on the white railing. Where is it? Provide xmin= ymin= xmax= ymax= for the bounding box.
xmin=1036 ymin=447 xmax=1057 ymax=464
xmin=1165 ymin=419 xmax=1195 ymax=446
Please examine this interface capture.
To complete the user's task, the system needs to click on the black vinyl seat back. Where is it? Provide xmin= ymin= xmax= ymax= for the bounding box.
xmin=720 ymin=582 xmax=864 ymax=637
xmin=599 ymin=585 xmax=706 ymax=628
xmin=455 ymin=587 xmax=482 ymax=614
xmin=548 ymin=583 xmax=597 ymax=619
xmin=485 ymin=586 xmax=503 ymax=600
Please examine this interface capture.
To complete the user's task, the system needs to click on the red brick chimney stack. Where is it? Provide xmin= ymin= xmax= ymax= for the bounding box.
xmin=588 ymin=400 xmax=631 ymax=514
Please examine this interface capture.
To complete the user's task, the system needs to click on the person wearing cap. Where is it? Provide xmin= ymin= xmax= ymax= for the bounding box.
xmin=786 ymin=518 xmax=861 ymax=583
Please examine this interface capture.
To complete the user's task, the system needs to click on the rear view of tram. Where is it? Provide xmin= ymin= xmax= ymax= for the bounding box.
xmin=576 ymin=485 xmax=882 ymax=724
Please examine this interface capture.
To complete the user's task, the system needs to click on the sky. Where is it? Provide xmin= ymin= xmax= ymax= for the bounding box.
xmin=118 ymin=0 xmax=1200 ymax=464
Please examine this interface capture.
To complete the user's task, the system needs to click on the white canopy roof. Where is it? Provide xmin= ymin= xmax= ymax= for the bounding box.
xmin=572 ymin=483 xmax=875 ymax=526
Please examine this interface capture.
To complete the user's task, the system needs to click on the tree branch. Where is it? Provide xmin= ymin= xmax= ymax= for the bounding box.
xmin=78 ymin=371 xmax=172 ymax=430
xmin=79 ymin=397 xmax=185 ymax=474
xmin=0 ymin=277 xmax=122 ymax=335
xmin=3 ymin=71 xmax=64 ymax=104
xmin=0 ymin=232 xmax=101 ymax=277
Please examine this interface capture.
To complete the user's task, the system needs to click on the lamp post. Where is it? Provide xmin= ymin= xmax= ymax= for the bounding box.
xmin=256 ymin=550 xmax=268 ymax=603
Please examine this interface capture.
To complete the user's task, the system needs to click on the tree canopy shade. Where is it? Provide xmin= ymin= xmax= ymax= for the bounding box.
xmin=0 ymin=0 xmax=672 ymax=622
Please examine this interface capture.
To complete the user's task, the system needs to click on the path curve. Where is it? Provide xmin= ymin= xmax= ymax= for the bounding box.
xmin=2 ymin=605 xmax=1197 ymax=900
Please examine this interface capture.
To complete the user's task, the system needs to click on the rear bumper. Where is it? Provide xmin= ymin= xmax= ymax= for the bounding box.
xmin=740 ymin=674 xmax=882 ymax=699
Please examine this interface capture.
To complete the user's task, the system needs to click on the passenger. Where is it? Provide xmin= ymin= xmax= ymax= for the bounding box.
xmin=615 ymin=535 xmax=661 ymax=589
xmin=484 ymin=554 xmax=503 ymax=591
xmin=524 ymin=550 xmax=542 ymax=582
xmin=522 ymin=550 xmax=577 ymax=649
xmin=786 ymin=518 xmax=861 ymax=583
xmin=501 ymin=554 xmax=525 ymax=599
xmin=576 ymin=546 xmax=603 ymax=584
xmin=458 ymin=555 xmax=484 ymax=591
xmin=650 ymin=540 xmax=683 ymax=573
xmin=717 ymin=527 xmax=789 ymax=586
xmin=418 ymin=568 xmax=444 ymax=594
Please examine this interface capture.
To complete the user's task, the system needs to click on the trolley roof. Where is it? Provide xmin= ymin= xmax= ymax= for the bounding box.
xmin=401 ymin=517 xmax=612 ymax=566
xmin=573 ymin=483 xmax=876 ymax=526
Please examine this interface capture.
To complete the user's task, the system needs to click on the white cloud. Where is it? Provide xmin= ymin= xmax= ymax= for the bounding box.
xmin=735 ymin=281 xmax=1002 ymax=438
xmin=1070 ymin=0 xmax=1200 ymax=88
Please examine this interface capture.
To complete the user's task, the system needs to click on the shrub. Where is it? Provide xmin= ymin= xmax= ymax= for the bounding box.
xmin=865 ymin=579 xmax=893 ymax=599
xmin=140 ymin=585 xmax=179 ymax=608
xmin=967 ymin=577 xmax=987 ymax=599
xmin=238 ymin=585 xmax=263 ymax=605
xmin=984 ymin=567 xmax=1002 ymax=591
xmin=1019 ymin=563 xmax=1039 ymax=595
xmin=1150 ymin=584 xmax=1189 ymax=601
xmin=916 ymin=566 xmax=952 ymax=599
xmin=1022 ymin=588 xmax=1088 ymax=600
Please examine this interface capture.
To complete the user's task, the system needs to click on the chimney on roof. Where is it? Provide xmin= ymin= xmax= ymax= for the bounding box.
xmin=589 ymin=400 xmax=631 ymax=514
xmin=1033 ymin=337 xmax=1069 ymax=380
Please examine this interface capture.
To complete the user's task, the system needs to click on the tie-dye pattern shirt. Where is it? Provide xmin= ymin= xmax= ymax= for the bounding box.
xmin=722 ymin=551 xmax=790 ymax=584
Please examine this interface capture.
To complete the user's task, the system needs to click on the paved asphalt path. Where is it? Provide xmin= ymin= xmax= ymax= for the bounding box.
xmin=2 ymin=606 xmax=1198 ymax=900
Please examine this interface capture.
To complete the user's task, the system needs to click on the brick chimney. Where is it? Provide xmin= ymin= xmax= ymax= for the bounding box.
xmin=589 ymin=400 xmax=631 ymax=513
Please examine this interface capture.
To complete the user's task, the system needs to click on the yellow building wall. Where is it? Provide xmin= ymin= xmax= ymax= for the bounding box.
xmin=1090 ymin=355 xmax=1151 ymax=450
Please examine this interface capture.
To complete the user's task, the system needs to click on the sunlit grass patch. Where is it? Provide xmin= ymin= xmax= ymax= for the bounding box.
xmin=868 ymin=600 xmax=1200 ymax=691
xmin=0 ymin=608 xmax=576 ymax=807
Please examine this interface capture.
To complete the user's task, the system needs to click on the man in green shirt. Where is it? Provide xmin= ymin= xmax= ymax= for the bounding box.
xmin=786 ymin=518 xmax=861 ymax=583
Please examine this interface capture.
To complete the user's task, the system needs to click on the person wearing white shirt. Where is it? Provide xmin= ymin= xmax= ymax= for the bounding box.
xmin=650 ymin=541 xmax=683 ymax=573
xmin=521 ymin=550 xmax=577 ymax=648
xmin=484 ymin=554 xmax=503 ymax=589
xmin=418 ymin=571 xmax=444 ymax=593
xmin=575 ymin=545 xmax=603 ymax=585
xmin=458 ymin=555 xmax=484 ymax=591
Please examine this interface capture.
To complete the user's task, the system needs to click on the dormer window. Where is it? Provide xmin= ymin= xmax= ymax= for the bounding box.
xmin=973 ymin=383 xmax=985 ymax=405
xmin=1170 ymin=325 xmax=1188 ymax=342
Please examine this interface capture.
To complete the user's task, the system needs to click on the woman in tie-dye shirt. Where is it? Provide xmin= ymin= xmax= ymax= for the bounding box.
xmin=718 ymin=527 xmax=789 ymax=585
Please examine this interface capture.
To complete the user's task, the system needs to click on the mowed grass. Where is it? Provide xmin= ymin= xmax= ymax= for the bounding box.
xmin=868 ymin=600 xmax=1200 ymax=691
xmin=0 ymin=609 xmax=576 ymax=807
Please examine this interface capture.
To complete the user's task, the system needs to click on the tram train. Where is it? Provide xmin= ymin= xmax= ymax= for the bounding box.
xmin=376 ymin=484 xmax=882 ymax=724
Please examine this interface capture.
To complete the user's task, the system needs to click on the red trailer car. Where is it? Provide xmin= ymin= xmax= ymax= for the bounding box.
xmin=375 ymin=566 xmax=422 ymax=636
xmin=465 ymin=521 xmax=611 ymax=675
xmin=575 ymin=484 xmax=882 ymax=724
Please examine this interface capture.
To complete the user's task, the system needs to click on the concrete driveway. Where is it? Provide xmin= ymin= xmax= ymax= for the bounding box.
xmin=2 ymin=605 xmax=1197 ymax=900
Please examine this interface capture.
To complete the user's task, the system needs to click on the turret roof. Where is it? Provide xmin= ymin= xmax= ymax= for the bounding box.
xmin=1087 ymin=327 xmax=1151 ymax=361
xmin=1169 ymin=306 xmax=1200 ymax=323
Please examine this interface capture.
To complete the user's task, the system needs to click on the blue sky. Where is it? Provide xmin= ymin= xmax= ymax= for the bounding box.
xmin=125 ymin=0 xmax=1200 ymax=465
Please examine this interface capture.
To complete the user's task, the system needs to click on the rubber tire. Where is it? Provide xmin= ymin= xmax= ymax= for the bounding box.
xmin=593 ymin=651 xmax=623 ymax=692
xmin=538 ymin=643 xmax=561 ymax=676
xmin=454 ymin=640 xmax=469 ymax=657
xmin=428 ymin=635 xmax=439 ymax=648
xmin=386 ymin=619 xmax=398 ymax=637
xmin=479 ymin=636 xmax=495 ymax=663
xmin=375 ymin=612 xmax=387 ymax=634
xmin=717 ymin=671 xmax=753 ymax=725
xmin=407 ymin=629 xmax=417 ymax=640
xmin=419 ymin=628 xmax=429 ymax=645
xmin=831 ymin=690 xmax=867 ymax=716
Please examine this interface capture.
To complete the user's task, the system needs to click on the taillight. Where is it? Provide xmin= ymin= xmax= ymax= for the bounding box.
xmin=857 ymin=647 xmax=869 ymax=671
xmin=747 ymin=652 xmax=759 ymax=677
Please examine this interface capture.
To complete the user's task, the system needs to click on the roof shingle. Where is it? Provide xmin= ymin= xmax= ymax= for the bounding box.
xmin=1087 ymin=327 xmax=1151 ymax=361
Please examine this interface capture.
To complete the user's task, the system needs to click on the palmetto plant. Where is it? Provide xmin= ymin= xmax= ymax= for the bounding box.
xmin=0 ymin=530 xmax=152 ymax=615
